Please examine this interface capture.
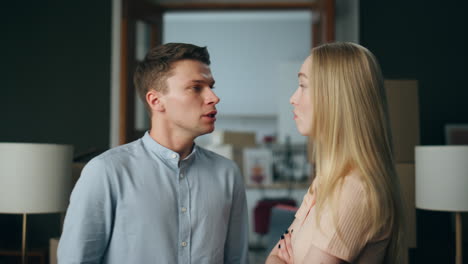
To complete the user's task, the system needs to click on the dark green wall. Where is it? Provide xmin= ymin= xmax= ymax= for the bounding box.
xmin=0 ymin=0 xmax=112 ymax=252
xmin=360 ymin=0 xmax=468 ymax=262
xmin=1 ymin=1 xmax=111 ymax=155
xmin=360 ymin=0 xmax=468 ymax=145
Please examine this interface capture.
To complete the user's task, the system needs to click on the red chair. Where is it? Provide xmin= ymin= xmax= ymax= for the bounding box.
xmin=253 ymin=198 xmax=297 ymax=235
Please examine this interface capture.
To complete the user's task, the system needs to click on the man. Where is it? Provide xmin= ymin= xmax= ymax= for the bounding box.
xmin=58 ymin=43 xmax=249 ymax=263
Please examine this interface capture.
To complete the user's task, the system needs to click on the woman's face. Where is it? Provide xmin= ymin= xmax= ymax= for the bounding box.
xmin=290 ymin=56 xmax=313 ymax=136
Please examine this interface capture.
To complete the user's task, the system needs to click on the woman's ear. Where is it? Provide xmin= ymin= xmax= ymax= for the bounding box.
xmin=146 ymin=90 xmax=165 ymax=113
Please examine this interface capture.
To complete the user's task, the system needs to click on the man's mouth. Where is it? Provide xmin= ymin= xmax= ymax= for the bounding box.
xmin=204 ymin=111 xmax=217 ymax=118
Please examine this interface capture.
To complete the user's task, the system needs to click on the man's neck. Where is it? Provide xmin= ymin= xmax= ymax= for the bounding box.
xmin=149 ymin=127 xmax=195 ymax=161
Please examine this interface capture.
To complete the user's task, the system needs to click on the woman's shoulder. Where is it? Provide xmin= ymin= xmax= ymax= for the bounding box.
xmin=339 ymin=170 xmax=392 ymax=241
xmin=338 ymin=170 xmax=368 ymax=202
xmin=296 ymin=171 xmax=388 ymax=262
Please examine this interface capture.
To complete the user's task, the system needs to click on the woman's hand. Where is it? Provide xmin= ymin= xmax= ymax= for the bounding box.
xmin=277 ymin=229 xmax=294 ymax=264
xmin=266 ymin=225 xmax=345 ymax=264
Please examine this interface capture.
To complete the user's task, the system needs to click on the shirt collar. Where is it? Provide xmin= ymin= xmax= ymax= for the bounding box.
xmin=142 ymin=131 xmax=198 ymax=168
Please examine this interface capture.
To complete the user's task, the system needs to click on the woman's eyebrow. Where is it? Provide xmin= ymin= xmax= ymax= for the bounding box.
xmin=298 ymin=72 xmax=308 ymax=78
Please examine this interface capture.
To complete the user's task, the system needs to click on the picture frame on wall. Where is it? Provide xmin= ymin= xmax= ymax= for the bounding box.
xmin=445 ymin=124 xmax=468 ymax=145
xmin=243 ymin=148 xmax=273 ymax=186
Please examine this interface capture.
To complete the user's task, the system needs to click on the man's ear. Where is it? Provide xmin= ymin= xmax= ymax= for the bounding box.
xmin=146 ymin=90 xmax=165 ymax=113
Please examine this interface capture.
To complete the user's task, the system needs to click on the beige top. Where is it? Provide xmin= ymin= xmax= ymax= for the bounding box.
xmin=289 ymin=172 xmax=390 ymax=263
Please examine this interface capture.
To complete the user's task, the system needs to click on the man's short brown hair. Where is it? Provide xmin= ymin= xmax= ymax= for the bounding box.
xmin=133 ymin=43 xmax=211 ymax=113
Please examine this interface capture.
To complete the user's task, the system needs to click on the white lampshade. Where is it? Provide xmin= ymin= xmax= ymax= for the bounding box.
xmin=415 ymin=146 xmax=468 ymax=212
xmin=0 ymin=143 xmax=73 ymax=214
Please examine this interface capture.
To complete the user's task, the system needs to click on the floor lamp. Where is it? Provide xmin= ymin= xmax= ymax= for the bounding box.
xmin=416 ymin=146 xmax=468 ymax=264
xmin=0 ymin=143 xmax=73 ymax=264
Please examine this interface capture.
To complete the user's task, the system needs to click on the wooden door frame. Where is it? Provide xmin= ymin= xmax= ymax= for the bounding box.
xmin=119 ymin=0 xmax=335 ymax=144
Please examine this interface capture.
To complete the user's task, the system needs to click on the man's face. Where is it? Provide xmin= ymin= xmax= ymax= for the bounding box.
xmin=158 ymin=59 xmax=219 ymax=138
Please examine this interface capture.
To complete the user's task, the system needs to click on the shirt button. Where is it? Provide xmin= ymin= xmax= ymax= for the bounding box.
xmin=181 ymin=207 xmax=187 ymax=213
xmin=171 ymin=153 xmax=177 ymax=159
xmin=181 ymin=241 xmax=187 ymax=247
xmin=180 ymin=173 xmax=184 ymax=179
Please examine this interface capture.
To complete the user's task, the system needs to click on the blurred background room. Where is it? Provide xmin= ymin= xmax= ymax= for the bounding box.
xmin=1 ymin=0 xmax=467 ymax=263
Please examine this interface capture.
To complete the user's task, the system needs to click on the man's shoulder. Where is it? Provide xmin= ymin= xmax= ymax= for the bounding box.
xmin=87 ymin=139 xmax=144 ymax=167
xmin=105 ymin=138 xmax=144 ymax=158
xmin=77 ymin=139 xmax=145 ymax=186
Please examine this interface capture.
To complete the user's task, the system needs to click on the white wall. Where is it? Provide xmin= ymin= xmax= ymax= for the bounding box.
xmin=163 ymin=11 xmax=312 ymax=143
xmin=164 ymin=11 xmax=311 ymax=117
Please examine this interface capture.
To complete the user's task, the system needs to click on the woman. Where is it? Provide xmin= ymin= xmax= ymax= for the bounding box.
xmin=266 ymin=42 xmax=404 ymax=264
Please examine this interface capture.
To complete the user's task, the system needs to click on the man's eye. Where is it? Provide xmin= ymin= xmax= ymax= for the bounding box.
xmin=192 ymin=86 xmax=202 ymax=91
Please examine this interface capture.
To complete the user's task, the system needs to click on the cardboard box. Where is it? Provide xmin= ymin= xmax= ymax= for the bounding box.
xmin=205 ymin=131 xmax=257 ymax=174
xmin=211 ymin=130 xmax=257 ymax=147
xmin=49 ymin=237 xmax=59 ymax=264
xmin=72 ymin=162 xmax=86 ymax=188
xmin=385 ymin=80 xmax=420 ymax=163
xmin=203 ymin=144 xmax=246 ymax=176
xmin=396 ymin=163 xmax=416 ymax=249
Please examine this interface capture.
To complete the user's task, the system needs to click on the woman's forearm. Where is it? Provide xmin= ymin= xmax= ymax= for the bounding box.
xmin=265 ymin=255 xmax=286 ymax=264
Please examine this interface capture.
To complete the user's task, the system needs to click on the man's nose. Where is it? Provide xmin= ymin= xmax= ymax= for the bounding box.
xmin=206 ymin=89 xmax=220 ymax=105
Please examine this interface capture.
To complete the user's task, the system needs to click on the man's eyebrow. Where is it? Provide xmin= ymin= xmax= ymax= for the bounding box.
xmin=190 ymin=79 xmax=216 ymax=86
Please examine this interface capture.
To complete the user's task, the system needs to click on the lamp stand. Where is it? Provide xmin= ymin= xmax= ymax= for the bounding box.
xmin=22 ymin=213 xmax=27 ymax=264
xmin=456 ymin=212 xmax=462 ymax=264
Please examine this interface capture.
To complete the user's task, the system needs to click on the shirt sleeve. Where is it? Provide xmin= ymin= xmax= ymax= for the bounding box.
xmin=306 ymin=177 xmax=372 ymax=262
xmin=223 ymin=165 xmax=249 ymax=264
xmin=57 ymin=158 xmax=115 ymax=264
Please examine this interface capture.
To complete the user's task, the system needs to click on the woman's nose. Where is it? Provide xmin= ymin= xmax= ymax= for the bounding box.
xmin=290 ymin=88 xmax=299 ymax=105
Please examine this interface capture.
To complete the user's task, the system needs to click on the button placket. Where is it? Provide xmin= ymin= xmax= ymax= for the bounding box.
xmin=177 ymin=165 xmax=190 ymax=263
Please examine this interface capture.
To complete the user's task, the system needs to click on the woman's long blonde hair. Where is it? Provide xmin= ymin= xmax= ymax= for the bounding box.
xmin=307 ymin=42 xmax=404 ymax=263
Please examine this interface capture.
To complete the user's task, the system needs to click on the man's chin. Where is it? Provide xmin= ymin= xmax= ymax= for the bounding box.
xmin=198 ymin=127 xmax=215 ymax=136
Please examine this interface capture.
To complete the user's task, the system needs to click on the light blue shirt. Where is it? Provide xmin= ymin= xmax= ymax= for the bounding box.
xmin=58 ymin=132 xmax=249 ymax=264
